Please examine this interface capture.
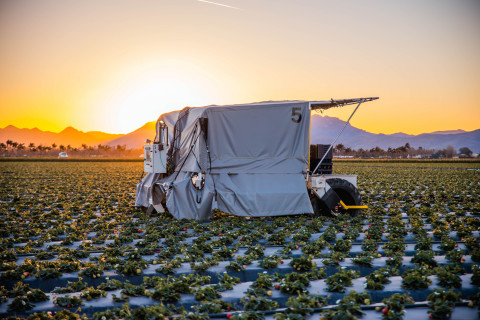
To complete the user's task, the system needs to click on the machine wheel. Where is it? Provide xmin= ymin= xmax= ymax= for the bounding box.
xmin=310 ymin=192 xmax=329 ymax=216
xmin=326 ymin=178 xmax=363 ymax=216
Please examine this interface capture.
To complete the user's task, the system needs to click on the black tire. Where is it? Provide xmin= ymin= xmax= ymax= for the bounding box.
xmin=310 ymin=192 xmax=331 ymax=217
xmin=326 ymin=178 xmax=363 ymax=217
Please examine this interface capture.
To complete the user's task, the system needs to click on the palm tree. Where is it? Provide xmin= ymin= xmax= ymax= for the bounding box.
xmin=0 ymin=142 xmax=7 ymax=152
xmin=52 ymin=143 xmax=57 ymax=149
xmin=98 ymin=144 xmax=111 ymax=152
xmin=335 ymin=144 xmax=345 ymax=153
xmin=80 ymin=144 xmax=87 ymax=156
xmin=10 ymin=141 xmax=18 ymax=154
xmin=369 ymin=146 xmax=383 ymax=158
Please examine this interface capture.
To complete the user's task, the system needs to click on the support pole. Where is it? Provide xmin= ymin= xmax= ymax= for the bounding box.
xmin=312 ymin=99 xmax=365 ymax=174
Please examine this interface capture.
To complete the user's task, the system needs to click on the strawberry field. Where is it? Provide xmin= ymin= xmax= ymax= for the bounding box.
xmin=0 ymin=160 xmax=479 ymax=320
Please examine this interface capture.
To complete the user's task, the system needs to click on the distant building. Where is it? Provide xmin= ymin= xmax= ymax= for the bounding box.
xmin=58 ymin=152 xmax=68 ymax=158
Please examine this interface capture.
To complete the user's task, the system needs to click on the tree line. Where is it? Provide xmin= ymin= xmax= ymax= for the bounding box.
xmin=0 ymin=140 xmax=142 ymax=157
xmin=333 ymin=143 xmax=475 ymax=159
xmin=1 ymin=140 xmax=476 ymax=158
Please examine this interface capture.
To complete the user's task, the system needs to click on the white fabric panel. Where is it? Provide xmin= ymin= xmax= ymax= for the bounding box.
xmin=136 ymin=101 xmax=313 ymax=219
xmin=135 ymin=172 xmax=162 ymax=207
xmin=165 ymin=172 xmax=215 ymax=220
xmin=205 ymin=102 xmax=310 ymax=173
xmin=215 ymin=173 xmax=313 ymax=216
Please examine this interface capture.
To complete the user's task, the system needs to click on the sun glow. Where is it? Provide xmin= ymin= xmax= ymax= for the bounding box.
xmin=1 ymin=1 xmax=479 ymax=135
xmin=94 ymin=62 xmax=216 ymax=134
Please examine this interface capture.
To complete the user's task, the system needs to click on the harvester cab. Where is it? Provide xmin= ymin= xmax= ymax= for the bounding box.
xmin=137 ymin=97 xmax=378 ymax=219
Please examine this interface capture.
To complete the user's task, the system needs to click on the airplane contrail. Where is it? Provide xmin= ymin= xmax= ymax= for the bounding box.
xmin=197 ymin=0 xmax=240 ymax=10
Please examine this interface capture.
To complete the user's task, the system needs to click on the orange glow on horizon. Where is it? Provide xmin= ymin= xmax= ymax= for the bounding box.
xmin=0 ymin=0 xmax=479 ymax=135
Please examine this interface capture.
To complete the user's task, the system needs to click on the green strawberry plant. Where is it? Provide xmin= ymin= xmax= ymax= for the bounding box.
xmin=380 ymin=293 xmax=414 ymax=320
xmin=53 ymin=295 xmax=84 ymax=308
xmin=259 ymin=255 xmax=281 ymax=269
xmin=279 ymin=272 xmax=311 ymax=295
xmin=325 ymin=268 xmax=360 ymax=293
xmin=411 ymin=250 xmax=437 ymax=268
xmin=427 ymin=289 xmax=460 ymax=320
xmin=274 ymin=294 xmax=327 ymax=318
xmin=290 ymin=255 xmax=316 ymax=271
xmin=435 ymin=266 xmax=462 ymax=288
xmin=471 ymin=264 xmax=480 ymax=286
xmin=322 ymin=290 xmax=371 ymax=320
xmin=241 ymin=295 xmax=279 ymax=311
xmin=8 ymin=296 xmax=34 ymax=312
xmin=401 ymin=267 xmax=431 ymax=290
xmin=365 ymin=268 xmax=394 ymax=290
xmin=194 ymin=286 xmax=221 ymax=301
xmin=193 ymin=299 xmax=236 ymax=314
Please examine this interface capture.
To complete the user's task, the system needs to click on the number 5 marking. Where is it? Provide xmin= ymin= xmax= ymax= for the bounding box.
xmin=291 ymin=107 xmax=302 ymax=123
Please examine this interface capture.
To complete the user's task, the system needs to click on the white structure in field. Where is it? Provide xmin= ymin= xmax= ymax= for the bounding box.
xmin=137 ymin=98 xmax=377 ymax=219
xmin=143 ymin=143 xmax=167 ymax=173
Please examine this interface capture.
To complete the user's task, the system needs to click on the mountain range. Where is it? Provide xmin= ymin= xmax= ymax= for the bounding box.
xmin=310 ymin=116 xmax=480 ymax=151
xmin=0 ymin=125 xmax=123 ymax=147
xmin=1 ymin=115 xmax=479 ymax=151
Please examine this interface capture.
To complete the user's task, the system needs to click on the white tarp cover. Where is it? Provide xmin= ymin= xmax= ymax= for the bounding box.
xmin=136 ymin=101 xmax=314 ymax=219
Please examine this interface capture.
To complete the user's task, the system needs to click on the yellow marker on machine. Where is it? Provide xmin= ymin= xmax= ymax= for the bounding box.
xmin=339 ymin=200 xmax=368 ymax=210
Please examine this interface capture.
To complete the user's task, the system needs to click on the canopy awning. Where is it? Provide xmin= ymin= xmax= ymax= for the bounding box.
xmin=309 ymin=97 xmax=378 ymax=111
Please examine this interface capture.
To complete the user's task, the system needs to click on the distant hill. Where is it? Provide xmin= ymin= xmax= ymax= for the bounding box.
xmin=0 ymin=125 xmax=123 ymax=147
xmin=1 ymin=116 xmax=479 ymax=151
xmin=105 ymin=122 xmax=156 ymax=149
xmin=429 ymin=129 xmax=466 ymax=135
xmin=310 ymin=115 xmax=480 ymax=152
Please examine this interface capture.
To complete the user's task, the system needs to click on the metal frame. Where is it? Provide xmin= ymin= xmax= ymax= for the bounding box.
xmin=309 ymin=97 xmax=378 ymax=111
xmin=339 ymin=200 xmax=368 ymax=210
xmin=308 ymin=97 xmax=378 ymax=175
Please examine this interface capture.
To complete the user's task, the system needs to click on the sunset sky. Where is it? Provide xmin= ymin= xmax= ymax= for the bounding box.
xmin=0 ymin=0 xmax=479 ymax=134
